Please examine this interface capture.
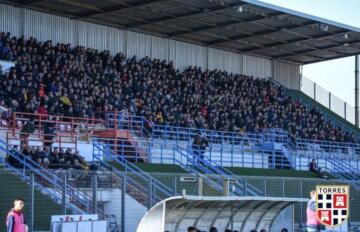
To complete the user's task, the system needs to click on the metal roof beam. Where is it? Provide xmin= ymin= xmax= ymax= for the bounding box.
xmin=241 ymin=30 xmax=348 ymax=53
xmin=56 ymin=0 xmax=104 ymax=12
xmin=24 ymin=0 xmax=45 ymax=4
xmin=300 ymin=50 xmax=360 ymax=65
xmin=222 ymin=39 xmax=323 ymax=60
xmin=206 ymin=21 xmax=316 ymax=45
xmin=139 ymin=4 xmax=219 ymax=28
xmin=125 ymin=1 xmax=249 ymax=29
xmin=168 ymin=11 xmax=285 ymax=37
xmin=275 ymin=39 xmax=360 ymax=58
xmin=10 ymin=0 xmax=45 ymax=5
xmin=72 ymin=0 xmax=165 ymax=19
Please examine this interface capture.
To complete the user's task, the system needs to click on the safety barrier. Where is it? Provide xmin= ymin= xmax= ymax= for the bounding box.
xmin=0 ymin=139 xmax=101 ymax=216
xmin=93 ymin=138 xmax=176 ymax=208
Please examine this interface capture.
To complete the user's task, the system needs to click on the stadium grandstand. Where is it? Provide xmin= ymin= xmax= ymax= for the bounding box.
xmin=0 ymin=0 xmax=360 ymax=231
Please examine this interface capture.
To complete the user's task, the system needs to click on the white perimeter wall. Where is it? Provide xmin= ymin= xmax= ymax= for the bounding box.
xmin=0 ymin=3 xmax=300 ymax=89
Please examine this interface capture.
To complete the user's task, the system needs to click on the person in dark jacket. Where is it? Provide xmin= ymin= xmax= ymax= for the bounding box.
xmin=309 ymin=159 xmax=322 ymax=176
xmin=199 ymin=134 xmax=209 ymax=158
xmin=7 ymin=145 xmax=20 ymax=168
xmin=20 ymin=119 xmax=34 ymax=148
xmin=43 ymin=121 xmax=55 ymax=148
xmin=192 ymin=134 xmax=202 ymax=164
xmin=187 ymin=227 xmax=197 ymax=232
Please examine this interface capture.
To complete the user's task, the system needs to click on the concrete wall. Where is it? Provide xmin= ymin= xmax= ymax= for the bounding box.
xmin=99 ymin=189 xmax=147 ymax=232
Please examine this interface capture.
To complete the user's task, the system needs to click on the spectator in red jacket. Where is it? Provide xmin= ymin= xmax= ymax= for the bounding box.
xmin=36 ymin=104 xmax=48 ymax=121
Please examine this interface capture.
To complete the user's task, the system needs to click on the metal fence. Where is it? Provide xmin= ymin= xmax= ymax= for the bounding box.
xmin=105 ymin=113 xmax=360 ymax=163
xmin=301 ymin=76 xmax=355 ymax=125
xmin=1 ymin=169 xmax=359 ymax=232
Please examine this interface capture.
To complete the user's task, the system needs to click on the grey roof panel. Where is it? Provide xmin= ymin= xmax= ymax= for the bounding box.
xmin=2 ymin=0 xmax=359 ymax=64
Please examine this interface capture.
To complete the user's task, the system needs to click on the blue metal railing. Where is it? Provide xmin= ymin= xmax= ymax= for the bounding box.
xmin=93 ymin=138 xmax=176 ymax=206
xmin=325 ymin=158 xmax=360 ymax=191
xmin=105 ymin=113 xmax=360 ymax=163
xmin=104 ymin=113 xmax=360 ymax=189
xmin=91 ymin=153 xmax=151 ymax=205
xmin=95 ymin=137 xmax=263 ymax=196
xmin=0 ymin=140 xmax=88 ymax=214
xmin=97 ymin=137 xmax=294 ymax=170
xmin=105 ymin=113 xmax=271 ymax=143
xmin=175 ymin=144 xmax=263 ymax=196
xmin=295 ymin=138 xmax=360 ymax=158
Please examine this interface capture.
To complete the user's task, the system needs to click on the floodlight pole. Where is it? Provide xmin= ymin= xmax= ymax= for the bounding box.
xmin=356 ymin=55 xmax=359 ymax=127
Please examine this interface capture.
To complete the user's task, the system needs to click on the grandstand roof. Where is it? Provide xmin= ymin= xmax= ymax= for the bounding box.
xmin=4 ymin=0 xmax=360 ymax=64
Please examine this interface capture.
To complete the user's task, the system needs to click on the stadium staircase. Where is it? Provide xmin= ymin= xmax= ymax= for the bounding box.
xmin=325 ymin=158 xmax=360 ymax=191
xmin=93 ymin=138 xmax=176 ymax=208
xmin=258 ymin=129 xmax=295 ymax=170
xmin=0 ymin=139 xmax=104 ymax=216
xmin=100 ymin=113 xmax=265 ymax=196
xmin=93 ymin=137 xmax=263 ymax=198
xmin=173 ymin=144 xmax=263 ymax=196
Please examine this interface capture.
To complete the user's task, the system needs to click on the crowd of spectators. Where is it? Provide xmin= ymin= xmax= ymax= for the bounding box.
xmin=0 ymin=31 xmax=356 ymax=143
xmin=7 ymin=145 xmax=88 ymax=170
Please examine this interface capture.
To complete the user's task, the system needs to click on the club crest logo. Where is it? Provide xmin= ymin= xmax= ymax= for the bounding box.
xmin=316 ymin=185 xmax=349 ymax=227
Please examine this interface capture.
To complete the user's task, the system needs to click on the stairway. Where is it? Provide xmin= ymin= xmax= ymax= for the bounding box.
xmin=173 ymin=145 xmax=263 ymax=196
xmin=96 ymin=135 xmax=263 ymax=196
xmin=0 ymin=139 xmax=100 ymax=216
xmin=93 ymin=138 xmax=176 ymax=208
xmin=326 ymin=158 xmax=360 ymax=191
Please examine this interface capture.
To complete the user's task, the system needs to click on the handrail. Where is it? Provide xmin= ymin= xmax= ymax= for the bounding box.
xmin=105 ymin=112 xmax=360 ymax=150
xmin=10 ymin=112 xmax=105 ymax=143
xmin=7 ymin=131 xmax=78 ymax=149
xmin=98 ymin=136 xmax=263 ymax=196
xmin=93 ymin=138 xmax=175 ymax=198
xmin=7 ymin=110 xmax=360 ymax=152
xmin=12 ymin=112 xmax=104 ymax=125
xmin=105 ymin=113 xmax=274 ymax=140
xmin=0 ymin=139 xmax=93 ymax=212
xmin=94 ymin=136 xmax=294 ymax=170
xmin=2 ymin=161 xmax=84 ymax=214
xmin=92 ymin=158 xmax=150 ymax=203
xmin=296 ymin=138 xmax=360 ymax=148
xmin=178 ymin=145 xmax=263 ymax=196
xmin=325 ymin=158 xmax=360 ymax=190
xmin=170 ymin=145 xmax=225 ymax=194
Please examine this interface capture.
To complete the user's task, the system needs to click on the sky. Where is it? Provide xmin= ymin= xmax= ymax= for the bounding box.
xmin=259 ymin=0 xmax=360 ymax=106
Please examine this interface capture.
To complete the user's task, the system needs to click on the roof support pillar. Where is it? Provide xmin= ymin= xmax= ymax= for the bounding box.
xmin=223 ymin=179 xmax=229 ymax=196
xmin=355 ymin=55 xmax=359 ymax=127
xmin=198 ymin=177 xmax=203 ymax=196
xmin=272 ymin=59 xmax=277 ymax=81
